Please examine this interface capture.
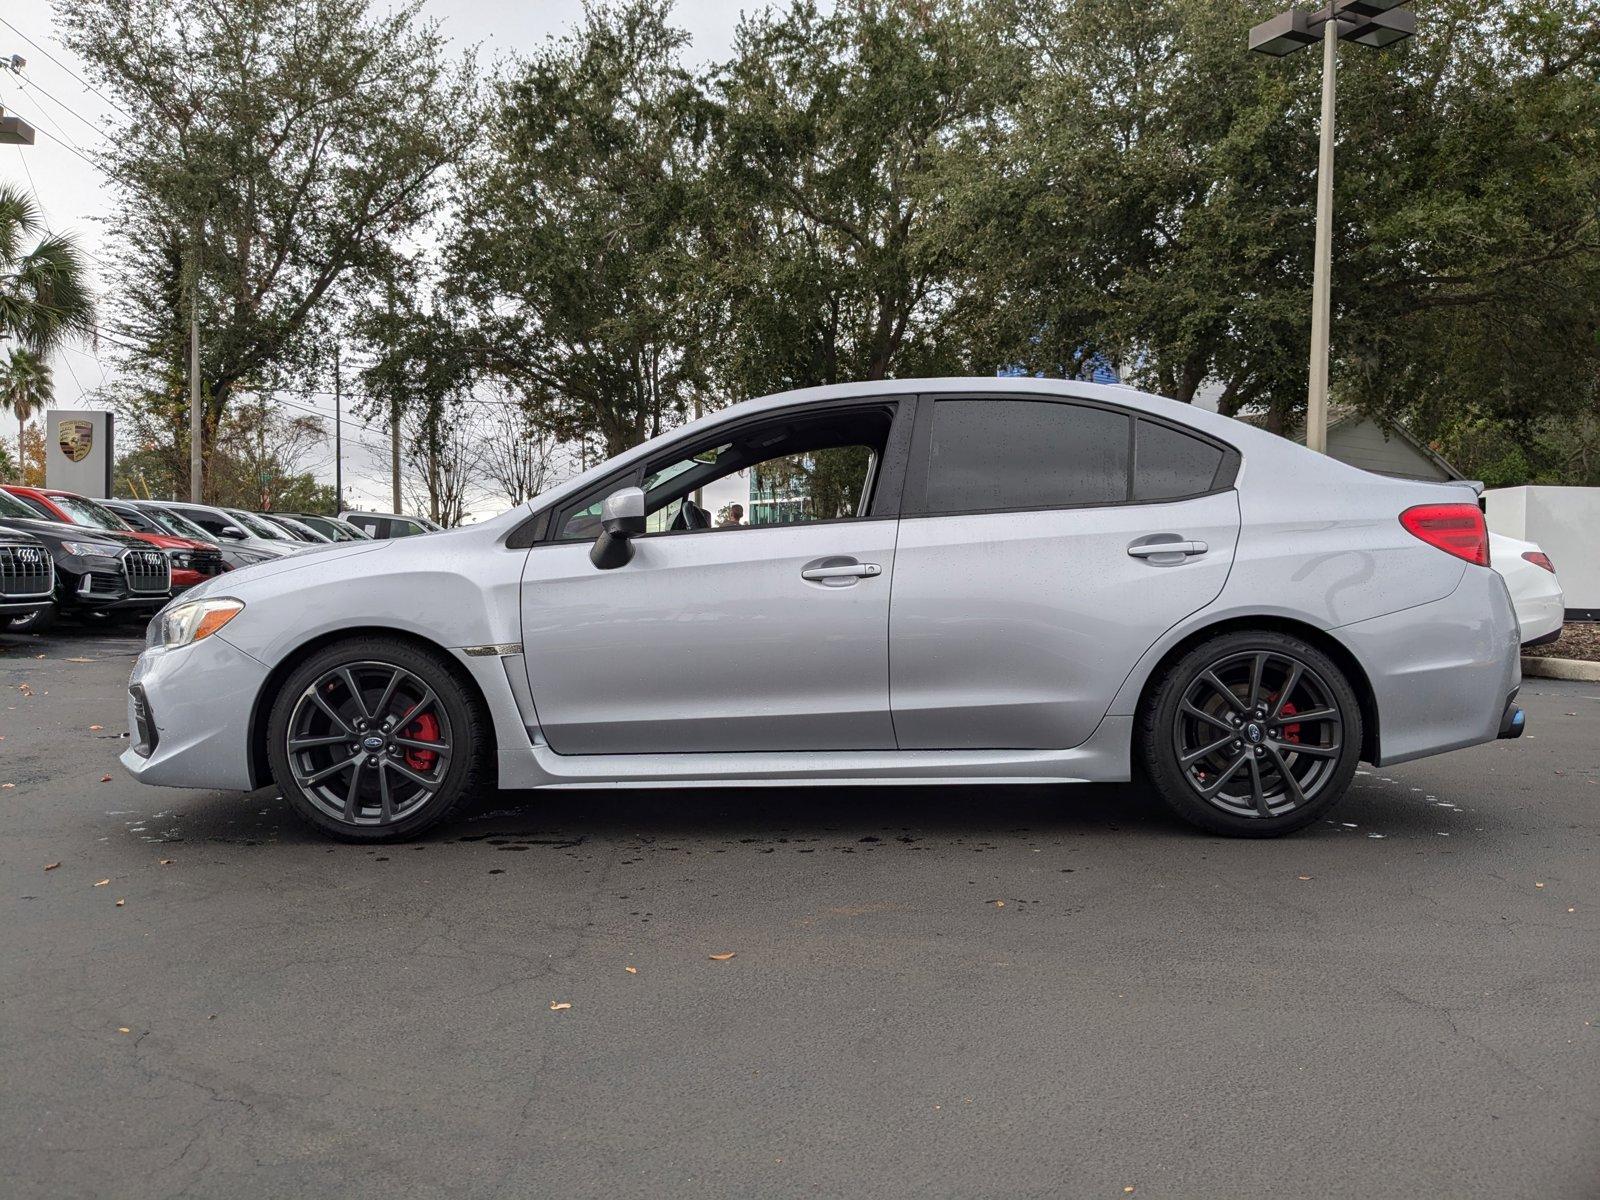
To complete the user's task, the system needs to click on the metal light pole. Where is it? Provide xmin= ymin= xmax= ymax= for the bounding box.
xmin=1249 ymin=1 xmax=1416 ymax=453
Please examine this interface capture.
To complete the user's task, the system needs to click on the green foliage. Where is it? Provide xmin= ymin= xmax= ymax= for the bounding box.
xmin=708 ymin=0 xmax=1012 ymax=397
xmin=58 ymin=0 xmax=474 ymax=490
xmin=446 ymin=0 xmax=717 ymax=457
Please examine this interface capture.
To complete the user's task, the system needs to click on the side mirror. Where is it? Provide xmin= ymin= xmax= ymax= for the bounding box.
xmin=590 ymin=486 xmax=646 ymax=570
xmin=219 ymin=526 xmax=247 ymax=540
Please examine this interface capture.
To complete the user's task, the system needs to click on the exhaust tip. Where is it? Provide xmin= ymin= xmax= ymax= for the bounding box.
xmin=1499 ymin=704 xmax=1526 ymax=740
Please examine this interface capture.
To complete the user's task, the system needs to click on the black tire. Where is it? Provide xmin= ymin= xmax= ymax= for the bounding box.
xmin=8 ymin=602 xmax=57 ymax=633
xmin=1138 ymin=630 xmax=1363 ymax=837
xmin=266 ymin=636 xmax=490 ymax=841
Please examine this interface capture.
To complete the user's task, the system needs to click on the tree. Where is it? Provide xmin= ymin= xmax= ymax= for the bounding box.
xmin=17 ymin=421 xmax=45 ymax=486
xmin=0 ymin=183 xmax=94 ymax=447
xmin=476 ymin=397 xmax=565 ymax=505
xmin=58 ymin=0 xmax=475 ymax=494
xmin=114 ymin=396 xmax=335 ymax=510
xmin=401 ymin=404 xmax=477 ymax=526
xmin=0 ymin=183 xmax=95 ymax=353
xmin=709 ymin=0 xmax=1010 ymax=398
xmin=3 ymin=347 xmax=53 ymax=464
xmin=448 ymin=0 xmax=718 ymax=457
xmin=952 ymin=0 xmax=1600 ymax=450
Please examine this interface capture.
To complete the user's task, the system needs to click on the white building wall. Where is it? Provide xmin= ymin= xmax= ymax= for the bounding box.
xmin=1485 ymin=485 xmax=1600 ymax=615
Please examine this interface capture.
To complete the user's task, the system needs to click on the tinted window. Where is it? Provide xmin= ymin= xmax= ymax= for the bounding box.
xmin=173 ymin=507 xmax=232 ymax=536
xmin=14 ymin=494 xmax=56 ymax=519
xmin=924 ymin=400 xmax=1130 ymax=514
xmin=1135 ymin=420 xmax=1224 ymax=500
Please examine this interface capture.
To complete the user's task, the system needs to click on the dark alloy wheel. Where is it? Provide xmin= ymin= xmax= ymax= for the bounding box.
xmin=1139 ymin=631 xmax=1362 ymax=837
xmin=266 ymin=637 xmax=488 ymax=841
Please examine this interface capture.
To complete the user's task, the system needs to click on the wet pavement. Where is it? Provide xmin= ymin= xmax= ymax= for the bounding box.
xmin=3 ymin=623 xmax=1597 ymax=1198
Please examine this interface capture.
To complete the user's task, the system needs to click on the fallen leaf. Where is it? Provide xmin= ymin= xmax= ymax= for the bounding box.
xmin=94 ymin=879 xmax=110 ymax=887
xmin=1297 ymin=874 xmax=1312 ymax=881
xmin=66 ymin=657 xmax=93 ymax=664
xmin=1535 ymin=882 xmax=1546 ymax=889
xmin=159 ymin=859 xmax=174 ymax=866
xmin=117 ymin=1027 xmax=130 ymax=1034
xmin=708 ymin=952 xmax=736 ymax=961
xmin=1 ymin=782 xmax=14 ymax=789
xmin=990 ymin=899 xmax=1005 ymax=907
xmin=549 ymin=1001 xmax=571 ymax=1011
xmin=115 ymin=899 xmax=125 ymax=907
xmin=89 ymin=725 xmax=103 ymax=731
xmin=1124 ymin=1189 xmax=1136 ymax=1195
xmin=44 ymin=862 xmax=60 ymax=871
xmin=100 ymin=774 xmax=112 ymax=783
xmin=624 ymin=966 xmax=638 ymax=974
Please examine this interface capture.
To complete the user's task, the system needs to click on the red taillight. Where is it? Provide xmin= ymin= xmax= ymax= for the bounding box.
xmin=1399 ymin=503 xmax=1489 ymax=567
xmin=1521 ymin=550 xmax=1555 ymax=573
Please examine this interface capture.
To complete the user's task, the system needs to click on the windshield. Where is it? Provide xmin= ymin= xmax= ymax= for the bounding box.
xmin=48 ymin=493 xmax=134 ymax=532
xmin=271 ymin=515 xmax=330 ymax=542
xmin=142 ymin=505 xmax=217 ymax=543
xmin=300 ymin=515 xmax=363 ymax=541
xmin=0 ymin=489 xmax=40 ymax=518
xmin=226 ymin=509 xmax=291 ymax=539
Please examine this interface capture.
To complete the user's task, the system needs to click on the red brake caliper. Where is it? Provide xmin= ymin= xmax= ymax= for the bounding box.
xmin=403 ymin=712 xmax=441 ymax=771
xmin=1279 ymin=701 xmax=1301 ymax=744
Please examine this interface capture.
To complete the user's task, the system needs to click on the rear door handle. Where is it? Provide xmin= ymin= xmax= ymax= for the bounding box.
xmin=801 ymin=562 xmax=882 ymax=580
xmin=1127 ymin=539 xmax=1208 ymax=559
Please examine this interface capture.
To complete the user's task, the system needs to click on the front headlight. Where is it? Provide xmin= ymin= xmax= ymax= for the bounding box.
xmin=61 ymin=540 xmax=125 ymax=558
xmin=148 ymin=597 xmax=245 ymax=649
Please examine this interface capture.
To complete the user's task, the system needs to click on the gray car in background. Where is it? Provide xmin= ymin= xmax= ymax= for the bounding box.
xmin=122 ymin=378 xmax=1523 ymax=842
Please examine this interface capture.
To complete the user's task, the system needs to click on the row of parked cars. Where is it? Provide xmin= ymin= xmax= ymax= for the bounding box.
xmin=0 ymin=484 xmax=440 ymax=633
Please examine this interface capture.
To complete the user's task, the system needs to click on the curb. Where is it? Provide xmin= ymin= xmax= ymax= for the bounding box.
xmin=1521 ymin=655 xmax=1600 ymax=682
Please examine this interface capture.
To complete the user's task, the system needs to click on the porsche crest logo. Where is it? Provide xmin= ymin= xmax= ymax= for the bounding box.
xmin=58 ymin=419 xmax=94 ymax=463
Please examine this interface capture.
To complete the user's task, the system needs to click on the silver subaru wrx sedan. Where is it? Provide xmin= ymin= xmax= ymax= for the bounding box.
xmin=122 ymin=378 xmax=1524 ymax=841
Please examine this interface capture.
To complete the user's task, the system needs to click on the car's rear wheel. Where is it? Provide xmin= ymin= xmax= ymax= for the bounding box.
xmin=266 ymin=637 xmax=489 ymax=841
xmin=1138 ymin=631 xmax=1362 ymax=837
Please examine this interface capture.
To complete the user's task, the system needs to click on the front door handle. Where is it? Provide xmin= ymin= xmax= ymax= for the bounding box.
xmin=1127 ymin=539 xmax=1208 ymax=559
xmin=801 ymin=562 xmax=882 ymax=581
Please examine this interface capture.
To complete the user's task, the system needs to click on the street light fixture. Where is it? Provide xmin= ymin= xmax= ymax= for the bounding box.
xmin=1249 ymin=1 xmax=1416 ymax=454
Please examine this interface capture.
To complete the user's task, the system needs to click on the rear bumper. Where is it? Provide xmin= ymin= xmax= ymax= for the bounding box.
xmin=120 ymin=634 xmax=267 ymax=789
xmin=1514 ymin=588 xmax=1564 ymax=646
xmin=1335 ymin=566 xmax=1521 ymax=766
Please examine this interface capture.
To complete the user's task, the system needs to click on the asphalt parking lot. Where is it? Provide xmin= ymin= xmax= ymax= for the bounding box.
xmin=2 ymin=622 xmax=1596 ymax=1200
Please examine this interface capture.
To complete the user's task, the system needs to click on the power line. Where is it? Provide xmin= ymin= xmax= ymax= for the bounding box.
xmin=10 ymin=69 xmax=107 ymax=140
xmin=0 ymin=97 xmax=99 ymax=170
xmin=0 ymin=15 xmax=133 ymax=121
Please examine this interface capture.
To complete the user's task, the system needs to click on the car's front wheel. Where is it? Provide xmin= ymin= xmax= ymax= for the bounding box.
xmin=1138 ymin=630 xmax=1363 ymax=837
xmin=266 ymin=636 xmax=489 ymax=841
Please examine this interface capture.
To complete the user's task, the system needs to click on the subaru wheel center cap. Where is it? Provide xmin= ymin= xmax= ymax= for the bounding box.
xmin=1246 ymin=723 xmax=1264 ymax=744
xmin=362 ymin=735 xmax=386 ymax=752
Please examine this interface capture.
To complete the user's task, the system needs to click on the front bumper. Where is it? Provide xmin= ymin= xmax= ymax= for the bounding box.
xmin=120 ymin=634 xmax=268 ymax=790
xmin=1335 ymin=566 xmax=1522 ymax=766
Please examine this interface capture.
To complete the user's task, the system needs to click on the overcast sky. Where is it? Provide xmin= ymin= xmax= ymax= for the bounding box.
xmin=0 ymin=0 xmax=763 ymax=515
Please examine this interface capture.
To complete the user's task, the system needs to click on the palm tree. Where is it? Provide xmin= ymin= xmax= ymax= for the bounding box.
xmin=4 ymin=347 xmax=53 ymax=474
xmin=0 ymin=182 xmax=94 ymax=465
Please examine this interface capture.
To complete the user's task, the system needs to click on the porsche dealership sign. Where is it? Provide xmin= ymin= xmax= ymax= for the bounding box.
xmin=44 ymin=409 xmax=115 ymax=497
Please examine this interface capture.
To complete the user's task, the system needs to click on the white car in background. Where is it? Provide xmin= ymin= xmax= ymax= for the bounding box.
xmin=1491 ymin=532 xmax=1563 ymax=647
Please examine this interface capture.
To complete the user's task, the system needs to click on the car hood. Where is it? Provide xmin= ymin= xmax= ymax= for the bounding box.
xmin=0 ymin=515 xmax=154 ymax=548
xmin=182 ymin=537 xmax=392 ymax=601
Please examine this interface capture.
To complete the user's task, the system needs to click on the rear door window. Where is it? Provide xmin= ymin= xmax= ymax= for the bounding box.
xmin=922 ymin=399 xmax=1130 ymax=514
xmin=1134 ymin=419 xmax=1226 ymax=501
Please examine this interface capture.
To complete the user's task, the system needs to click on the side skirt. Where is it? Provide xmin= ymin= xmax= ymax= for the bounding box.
xmin=496 ymin=716 xmax=1134 ymax=790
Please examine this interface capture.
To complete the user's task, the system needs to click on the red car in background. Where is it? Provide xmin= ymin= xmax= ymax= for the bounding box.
xmin=1 ymin=486 xmax=229 ymax=592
